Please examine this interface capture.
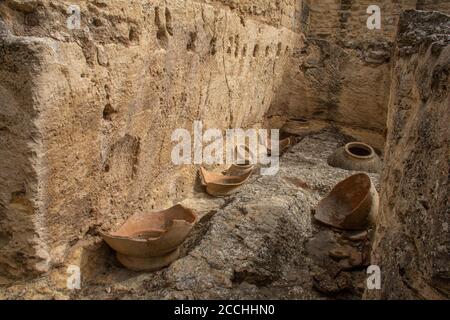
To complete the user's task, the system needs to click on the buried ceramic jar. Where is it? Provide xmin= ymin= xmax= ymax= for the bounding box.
xmin=101 ymin=204 xmax=196 ymax=271
xmin=327 ymin=142 xmax=382 ymax=173
xmin=314 ymin=173 xmax=379 ymax=230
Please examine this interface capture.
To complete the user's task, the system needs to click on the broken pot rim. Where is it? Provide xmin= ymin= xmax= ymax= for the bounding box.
xmin=231 ymin=160 xmax=254 ymax=168
xmin=344 ymin=142 xmax=375 ymax=160
xmin=224 ymin=163 xmax=254 ymax=173
xmin=331 ymin=173 xmax=372 ymax=209
xmin=316 ymin=173 xmax=374 ymax=227
xmin=100 ymin=204 xmax=197 ymax=243
xmin=199 ymin=166 xmax=253 ymax=187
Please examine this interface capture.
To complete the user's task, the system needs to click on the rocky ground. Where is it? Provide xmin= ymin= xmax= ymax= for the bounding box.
xmin=0 ymin=129 xmax=379 ymax=299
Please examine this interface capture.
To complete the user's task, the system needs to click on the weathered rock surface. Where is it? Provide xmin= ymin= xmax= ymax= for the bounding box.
xmin=1 ymin=0 xmax=449 ymax=301
xmin=268 ymin=0 xmax=450 ymax=133
xmin=267 ymin=0 xmax=419 ymax=132
xmin=0 ymin=0 xmax=301 ymax=279
xmin=366 ymin=10 xmax=450 ymax=300
xmin=0 ymin=130 xmax=379 ymax=299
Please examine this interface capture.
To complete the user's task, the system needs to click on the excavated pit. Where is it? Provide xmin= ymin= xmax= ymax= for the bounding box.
xmin=0 ymin=1 xmax=449 ymax=300
xmin=0 ymin=129 xmax=379 ymax=299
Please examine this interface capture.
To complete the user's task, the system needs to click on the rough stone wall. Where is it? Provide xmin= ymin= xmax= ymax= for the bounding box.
xmin=0 ymin=0 xmax=301 ymax=279
xmin=268 ymin=0 xmax=419 ymax=133
xmin=417 ymin=0 xmax=450 ymax=13
xmin=0 ymin=32 xmax=51 ymax=280
xmin=205 ymin=0 xmax=303 ymax=31
xmin=366 ymin=10 xmax=449 ymax=299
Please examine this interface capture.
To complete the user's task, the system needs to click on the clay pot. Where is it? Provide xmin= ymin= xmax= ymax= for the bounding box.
xmin=199 ymin=166 xmax=253 ymax=197
xmin=327 ymin=142 xmax=381 ymax=173
xmin=314 ymin=173 xmax=379 ymax=230
xmin=223 ymin=160 xmax=254 ymax=176
xmin=101 ymin=204 xmax=196 ymax=271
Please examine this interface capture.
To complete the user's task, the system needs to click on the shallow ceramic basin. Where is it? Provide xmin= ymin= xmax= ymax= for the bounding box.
xmin=101 ymin=204 xmax=196 ymax=271
xmin=199 ymin=167 xmax=252 ymax=197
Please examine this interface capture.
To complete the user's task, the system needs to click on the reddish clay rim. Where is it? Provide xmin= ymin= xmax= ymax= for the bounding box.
xmin=345 ymin=142 xmax=375 ymax=160
xmin=103 ymin=204 xmax=196 ymax=241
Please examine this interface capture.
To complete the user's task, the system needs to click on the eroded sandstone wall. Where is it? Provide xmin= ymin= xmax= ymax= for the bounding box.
xmin=268 ymin=0 xmax=420 ymax=132
xmin=0 ymin=30 xmax=53 ymax=280
xmin=367 ymin=10 xmax=449 ymax=299
xmin=0 ymin=0 xmax=302 ymax=279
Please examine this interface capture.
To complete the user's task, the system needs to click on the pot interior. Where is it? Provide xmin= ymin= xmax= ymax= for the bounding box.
xmin=345 ymin=142 xmax=374 ymax=159
xmin=329 ymin=174 xmax=371 ymax=215
xmin=112 ymin=205 xmax=195 ymax=239
xmin=317 ymin=174 xmax=372 ymax=224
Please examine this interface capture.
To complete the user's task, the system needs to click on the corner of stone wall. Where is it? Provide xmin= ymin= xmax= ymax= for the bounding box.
xmin=365 ymin=9 xmax=450 ymax=300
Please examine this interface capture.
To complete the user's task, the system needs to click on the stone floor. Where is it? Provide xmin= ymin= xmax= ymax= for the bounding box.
xmin=0 ymin=129 xmax=380 ymax=299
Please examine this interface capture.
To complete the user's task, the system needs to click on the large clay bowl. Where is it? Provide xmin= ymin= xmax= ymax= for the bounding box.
xmin=314 ymin=173 xmax=379 ymax=230
xmin=224 ymin=162 xmax=254 ymax=176
xmin=101 ymin=204 xmax=196 ymax=271
xmin=327 ymin=142 xmax=381 ymax=173
xmin=199 ymin=167 xmax=253 ymax=197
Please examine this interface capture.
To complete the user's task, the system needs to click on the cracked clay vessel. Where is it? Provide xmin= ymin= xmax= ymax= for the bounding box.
xmin=224 ymin=162 xmax=254 ymax=176
xmin=101 ymin=204 xmax=196 ymax=271
xmin=314 ymin=173 xmax=379 ymax=230
xmin=200 ymin=166 xmax=252 ymax=197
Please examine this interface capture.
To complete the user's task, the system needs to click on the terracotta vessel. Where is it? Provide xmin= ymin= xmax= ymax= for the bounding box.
xmin=223 ymin=160 xmax=254 ymax=176
xmin=327 ymin=142 xmax=381 ymax=173
xmin=101 ymin=204 xmax=196 ymax=271
xmin=314 ymin=173 xmax=379 ymax=230
xmin=225 ymin=145 xmax=255 ymax=175
xmin=199 ymin=166 xmax=253 ymax=197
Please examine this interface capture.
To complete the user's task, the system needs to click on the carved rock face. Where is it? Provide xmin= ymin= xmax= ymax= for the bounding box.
xmin=314 ymin=173 xmax=379 ymax=231
xmin=101 ymin=204 xmax=196 ymax=271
